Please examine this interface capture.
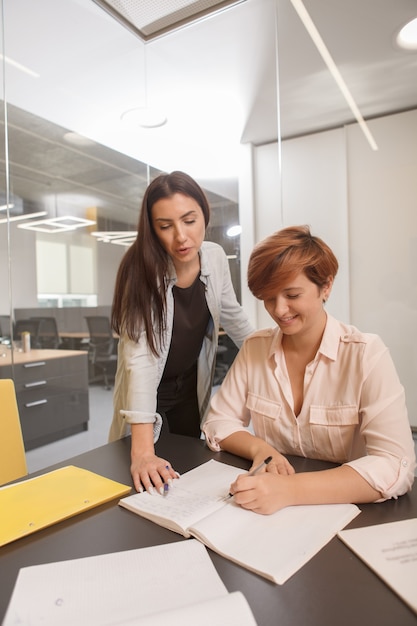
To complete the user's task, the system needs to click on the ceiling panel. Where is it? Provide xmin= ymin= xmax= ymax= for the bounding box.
xmin=1 ymin=0 xmax=416 ymax=228
xmin=93 ymin=0 xmax=247 ymax=40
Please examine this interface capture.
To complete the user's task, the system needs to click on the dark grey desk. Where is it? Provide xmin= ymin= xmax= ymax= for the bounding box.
xmin=1 ymin=434 xmax=416 ymax=625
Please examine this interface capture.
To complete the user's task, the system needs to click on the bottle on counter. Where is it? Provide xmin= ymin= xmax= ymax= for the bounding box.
xmin=22 ymin=331 xmax=31 ymax=353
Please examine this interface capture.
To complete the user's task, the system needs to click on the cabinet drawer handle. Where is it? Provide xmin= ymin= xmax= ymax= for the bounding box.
xmin=23 ymin=361 xmax=46 ymax=368
xmin=25 ymin=399 xmax=48 ymax=407
xmin=24 ymin=380 xmax=47 ymax=388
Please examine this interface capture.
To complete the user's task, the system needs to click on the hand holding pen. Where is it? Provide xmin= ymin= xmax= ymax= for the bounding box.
xmin=225 ymin=456 xmax=273 ymax=500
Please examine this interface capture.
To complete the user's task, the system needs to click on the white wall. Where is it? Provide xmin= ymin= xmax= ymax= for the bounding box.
xmin=248 ymin=127 xmax=349 ymax=330
xmin=347 ymin=110 xmax=417 ymax=427
xmin=245 ymin=109 xmax=417 ymax=427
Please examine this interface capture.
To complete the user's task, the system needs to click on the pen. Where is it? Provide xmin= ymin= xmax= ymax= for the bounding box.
xmin=225 ymin=456 xmax=273 ymax=500
xmin=247 ymin=456 xmax=273 ymax=477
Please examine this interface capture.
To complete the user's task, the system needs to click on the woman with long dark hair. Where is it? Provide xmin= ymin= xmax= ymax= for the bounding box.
xmin=109 ymin=171 xmax=253 ymax=493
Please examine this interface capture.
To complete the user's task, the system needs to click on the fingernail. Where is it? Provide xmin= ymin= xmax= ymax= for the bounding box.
xmin=159 ymin=486 xmax=164 ymax=496
xmin=174 ymin=471 xmax=181 ymax=478
xmin=148 ymin=486 xmax=156 ymax=495
xmin=138 ymin=486 xmax=144 ymax=493
xmin=167 ymin=478 xmax=173 ymax=486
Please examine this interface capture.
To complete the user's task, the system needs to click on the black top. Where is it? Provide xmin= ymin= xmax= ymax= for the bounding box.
xmin=162 ymin=274 xmax=210 ymax=379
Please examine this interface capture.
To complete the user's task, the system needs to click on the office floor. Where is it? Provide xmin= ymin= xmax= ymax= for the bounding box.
xmin=26 ymin=386 xmax=417 ymax=476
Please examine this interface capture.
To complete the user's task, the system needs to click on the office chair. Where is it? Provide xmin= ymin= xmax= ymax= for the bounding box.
xmin=0 ymin=315 xmax=12 ymax=339
xmin=0 ymin=379 xmax=28 ymax=486
xmin=14 ymin=318 xmax=42 ymax=349
xmin=85 ymin=316 xmax=118 ymax=390
xmin=213 ymin=333 xmax=238 ymax=386
xmin=31 ymin=316 xmax=62 ymax=349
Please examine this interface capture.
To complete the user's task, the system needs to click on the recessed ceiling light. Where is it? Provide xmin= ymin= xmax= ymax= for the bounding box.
xmin=120 ymin=107 xmax=167 ymax=129
xmin=396 ymin=17 xmax=417 ymax=50
xmin=226 ymin=224 xmax=242 ymax=237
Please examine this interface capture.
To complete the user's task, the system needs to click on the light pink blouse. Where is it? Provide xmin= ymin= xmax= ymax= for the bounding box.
xmin=203 ymin=314 xmax=416 ymax=500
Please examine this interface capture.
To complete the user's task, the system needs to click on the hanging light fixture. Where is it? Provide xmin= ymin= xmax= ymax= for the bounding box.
xmin=18 ymin=216 xmax=96 ymax=233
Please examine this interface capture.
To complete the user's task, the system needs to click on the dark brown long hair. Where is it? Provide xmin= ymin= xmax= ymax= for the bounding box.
xmin=111 ymin=171 xmax=210 ymax=355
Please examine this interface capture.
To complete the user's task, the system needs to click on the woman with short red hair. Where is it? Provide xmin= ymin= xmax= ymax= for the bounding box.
xmin=203 ymin=225 xmax=415 ymax=514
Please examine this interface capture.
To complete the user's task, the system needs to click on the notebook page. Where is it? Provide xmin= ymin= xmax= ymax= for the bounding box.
xmin=190 ymin=500 xmax=360 ymax=584
xmin=119 ymin=460 xmax=241 ymax=534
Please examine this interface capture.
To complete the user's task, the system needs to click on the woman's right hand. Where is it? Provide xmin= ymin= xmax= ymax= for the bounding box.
xmin=130 ymin=422 xmax=179 ymax=493
xmin=130 ymin=452 xmax=179 ymax=494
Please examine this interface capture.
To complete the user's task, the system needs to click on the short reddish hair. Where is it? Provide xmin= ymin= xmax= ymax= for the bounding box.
xmin=248 ymin=225 xmax=339 ymax=300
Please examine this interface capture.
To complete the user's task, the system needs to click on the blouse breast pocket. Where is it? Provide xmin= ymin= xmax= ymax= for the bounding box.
xmin=246 ymin=392 xmax=282 ymax=444
xmin=309 ymin=405 xmax=359 ymax=463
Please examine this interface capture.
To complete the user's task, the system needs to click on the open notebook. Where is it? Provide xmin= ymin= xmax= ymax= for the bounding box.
xmin=119 ymin=459 xmax=360 ymax=584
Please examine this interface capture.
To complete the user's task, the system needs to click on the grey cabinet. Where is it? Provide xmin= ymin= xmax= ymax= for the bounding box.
xmin=0 ymin=350 xmax=89 ymax=450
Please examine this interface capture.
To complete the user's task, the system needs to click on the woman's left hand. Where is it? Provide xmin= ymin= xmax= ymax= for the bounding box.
xmin=259 ymin=452 xmax=294 ymax=476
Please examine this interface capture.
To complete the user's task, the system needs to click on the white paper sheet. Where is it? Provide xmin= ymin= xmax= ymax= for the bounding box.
xmin=2 ymin=540 xmax=256 ymax=625
xmin=113 ymin=591 xmax=256 ymax=626
xmin=338 ymin=518 xmax=417 ymax=614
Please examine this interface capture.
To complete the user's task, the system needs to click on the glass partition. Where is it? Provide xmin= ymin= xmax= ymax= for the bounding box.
xmin=1 ymin=0 xmax=415 ymax=466
xmin=0 ymin=7 xmax=12 ymax=347
xmin=274 ymin=0 xmax=417 ymax=429
xmin=0 ymin=0 xmax=261 ymax=464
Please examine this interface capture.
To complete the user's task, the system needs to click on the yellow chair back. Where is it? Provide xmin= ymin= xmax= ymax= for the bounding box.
xmin=0 ymin=379 xmax=28 ymax=485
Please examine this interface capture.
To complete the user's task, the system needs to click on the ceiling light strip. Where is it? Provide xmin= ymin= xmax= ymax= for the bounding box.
xmin=0 ymin=54 xmax=40 ymax=78
xmin=290 ymin=0 xmax=378 ymax=151
xmin=0 ymin=211 xmax=47 ymax=225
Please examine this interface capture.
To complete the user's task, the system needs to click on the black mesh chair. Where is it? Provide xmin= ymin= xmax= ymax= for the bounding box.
xmin=31 ymin=316 xmax=62 ymax=349
xmin=85 ymin=316 xmax=118 ymax=389
xmin=13 ymin=319 xmax=42 ymax=349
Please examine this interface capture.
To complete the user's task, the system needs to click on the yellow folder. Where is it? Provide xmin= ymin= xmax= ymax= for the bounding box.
xmin=0 ymin=465 xmax=132 ymax=547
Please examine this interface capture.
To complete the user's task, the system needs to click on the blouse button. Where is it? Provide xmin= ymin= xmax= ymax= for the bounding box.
xmin=401 ymin=459 xmax=408 ymax=467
